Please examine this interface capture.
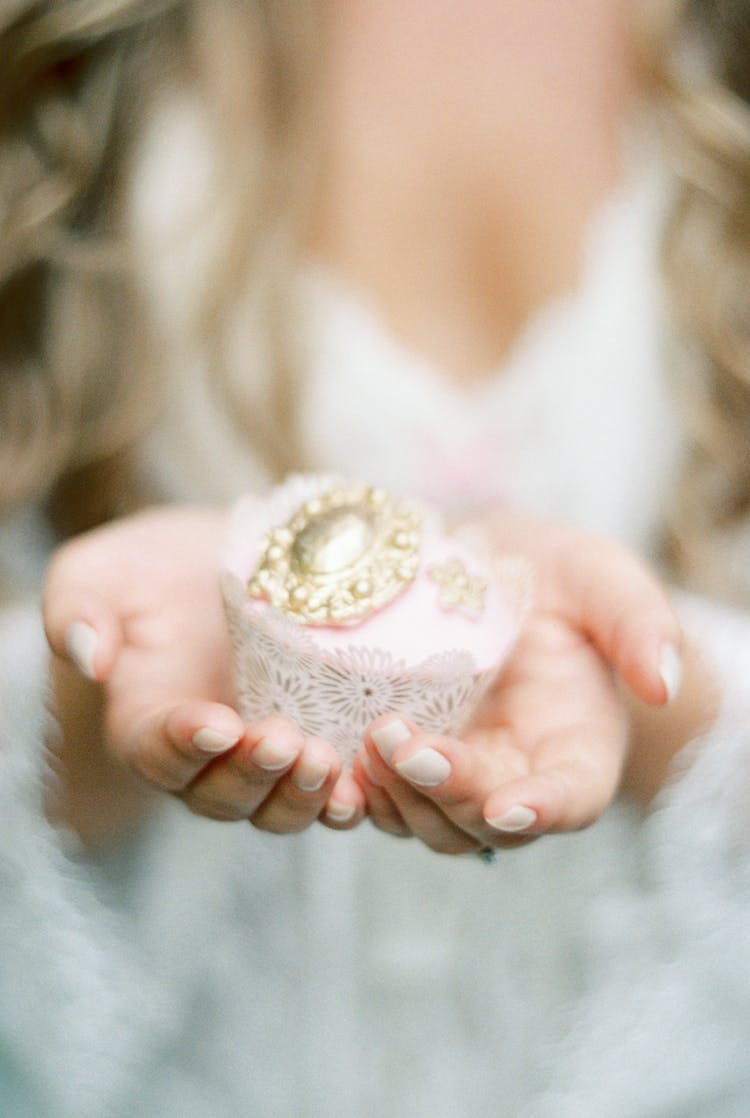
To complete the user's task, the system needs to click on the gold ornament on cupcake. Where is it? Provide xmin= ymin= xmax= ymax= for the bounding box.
xmin=247 ymin=483 xmax=422 ymax=626
xmin=427 ymin=557 xmax=487 ymax=617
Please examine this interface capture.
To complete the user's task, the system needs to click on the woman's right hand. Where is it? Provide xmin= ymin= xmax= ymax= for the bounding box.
xmin=43 ymin=506 xmax=365 ymax=843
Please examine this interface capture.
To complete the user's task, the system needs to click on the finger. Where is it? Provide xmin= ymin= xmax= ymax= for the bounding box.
xmin=561 ymin=540 xmax=683 ymax=706
xmin=352 ymin=749 xmax=411 ymax=837
xmin=124 ymin=700 xmax=245 ymax=792
xmin=367 ymin=715 xmax=527 ymax=845
xmin=364 ymin=717 xmax=486 ymax=853
xmin=42 ymin=528 xmax=135 ymax=681
xmin=367 ymin=715 xmax=530 ymax=810
xmin=249 ymin=737 xmax=342 ymax=833
xmin=321 ymin=769 xmax=367 ymax=830
xmin=371 ymin=774 xmax=480 ymax=854
xmin=365 ymin=746 xmax=478 ymax=853
xmin=43 ymin=589 xmax=123 ymax=683
xmin=182 ymin=716 xmax=305 ymax=820
xmin=482 ymin=727 xmax=627 ymax=836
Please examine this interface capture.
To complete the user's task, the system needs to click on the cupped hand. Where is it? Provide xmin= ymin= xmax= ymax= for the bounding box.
xmin=353 ymin=510 xmax=682 ymax=855
xmin=43 ymin=507 xmax=365 ymax=834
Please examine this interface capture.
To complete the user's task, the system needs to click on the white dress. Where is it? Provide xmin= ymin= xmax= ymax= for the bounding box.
xmin=2 ymin=137 xmax=750 ymax=1118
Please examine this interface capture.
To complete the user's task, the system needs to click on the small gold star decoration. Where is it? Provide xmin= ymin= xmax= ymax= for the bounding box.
xmin=427 ymin=557 xmax=487 ymax=618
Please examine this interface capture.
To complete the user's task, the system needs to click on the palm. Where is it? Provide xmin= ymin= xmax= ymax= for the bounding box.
xmin=464 ymin=607 xmax=628 ymax=829
xmin=356 ymin=507 xmax=678 ymax=851
xmin=99 ymin=510 xmax=235 ymax=744
xmin=45 ymin=505 xmax=358 ymax=831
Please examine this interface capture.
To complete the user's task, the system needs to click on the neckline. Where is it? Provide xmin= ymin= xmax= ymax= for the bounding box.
xmin=301 ymin=130 xmax=667 ymax=406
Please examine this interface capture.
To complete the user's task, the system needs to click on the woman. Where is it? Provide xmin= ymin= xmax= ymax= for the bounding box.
xmin=2 ymin=1 xmax=750 ymax=1114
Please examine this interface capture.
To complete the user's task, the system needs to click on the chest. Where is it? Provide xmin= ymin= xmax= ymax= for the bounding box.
xmin=300 ymin=163 xmax=684 ymax=556
xmin=310 ymin=1 xmax=637 ymax=380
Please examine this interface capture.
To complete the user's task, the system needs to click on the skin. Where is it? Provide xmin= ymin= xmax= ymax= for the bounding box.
xmin=44 ymin=506 xmax=690 ymax=852
xmin=309 ymin=0 xmax=638 ymax=378
xmin=354 ymin=513 xmax=712 ymax=852
xmin=43 ymin=0 xmax=720 ymax=851
xmin=44 ymin=509 xmax=363 ymax=846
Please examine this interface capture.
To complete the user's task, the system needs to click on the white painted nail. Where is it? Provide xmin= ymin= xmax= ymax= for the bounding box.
xmin=360 ymin=751 xmax=383 ymax=786
xmin=395 ymin=748 xmax=452 ymax=787
xmin=252 ymin=738 xmax=298 ymax=771
xmin=659 ymin=643 xmax=683 ymax=703
xmin=325 ymin=800 xmax=356 ymax=824
xmin=486 ymin=805 xmax=538 ymax=833
xmin=291 ymin=759 xmax=331 ymax=792
xmin=65 ymin=621 xmax=99 ymax=680
xmin=371 ymin=718 xmax=411 ymax=762
xmin=192 ymin=728 xmax=238 ymax=754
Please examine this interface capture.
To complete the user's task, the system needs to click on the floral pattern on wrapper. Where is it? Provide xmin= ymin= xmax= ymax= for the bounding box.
xmin=222 ymin=572 xmax=496 ymax=765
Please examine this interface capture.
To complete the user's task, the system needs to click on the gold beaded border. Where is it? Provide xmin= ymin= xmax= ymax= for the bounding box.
xmin=247 ymin=484 xmax=422 ymax=626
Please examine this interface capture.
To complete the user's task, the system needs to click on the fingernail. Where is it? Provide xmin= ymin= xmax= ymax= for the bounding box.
xmin=486 ymin=805 xmax=538 ymax=833
xmin=291 ymin=758 xmax=331 ymax=792
xmin=360 ymin=751 xmax=383 ymax=786
xmin=192 ymin=728 xmax=238 ymax=754
xmin=659 ymin=643 xmax=682 ymax=703
xmin=65 ymin=621 xmax=98 ymax=680
xmin=371 ymin=718 xmax=411 ymax=762
xmin=325 ymin=800 xmax=357 ymax=824
xmin=252 ymin=738 xmax=298 ymax=771
xmin=395 ymin=748 xmax=452 ymax=787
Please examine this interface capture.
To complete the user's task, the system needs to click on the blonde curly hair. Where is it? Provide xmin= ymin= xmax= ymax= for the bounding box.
xmin=0 ymin=2 xmax=181 ymax=532
xmin=1 ymin=0 xmax=749 ymax=602
xmin=640 ymin=0 xmax=750 ymax=599
xmin=0 ymin=0 xmax=320 ymax=540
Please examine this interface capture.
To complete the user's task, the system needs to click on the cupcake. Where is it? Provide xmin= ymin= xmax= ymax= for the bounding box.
xmin=222 ymin=474 xmax=524 ymax=764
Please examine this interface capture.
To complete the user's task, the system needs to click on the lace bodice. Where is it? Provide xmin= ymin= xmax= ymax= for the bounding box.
xmin=298 ymin=153 xmax=683 ymax=555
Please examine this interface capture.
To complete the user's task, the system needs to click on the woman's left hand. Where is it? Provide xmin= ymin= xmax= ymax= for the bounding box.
xmin=353 ymin=510 xmax=683 ymax=854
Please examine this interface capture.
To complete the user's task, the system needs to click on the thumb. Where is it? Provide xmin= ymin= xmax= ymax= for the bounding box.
xmin=563 ymin=539 xmax=683 ymax=707
xmin=43 ymin=559 xmax=124 ymax=683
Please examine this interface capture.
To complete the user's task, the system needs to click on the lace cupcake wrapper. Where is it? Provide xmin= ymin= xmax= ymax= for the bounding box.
xmin=223 ymin=572 xmax=499 ymax=764
xmin=221 ymin=473 xmax=528 ymax=764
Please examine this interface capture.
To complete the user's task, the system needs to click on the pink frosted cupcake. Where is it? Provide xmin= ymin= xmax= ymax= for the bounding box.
xmin=222 ymin=475 xmax=524 ymax=764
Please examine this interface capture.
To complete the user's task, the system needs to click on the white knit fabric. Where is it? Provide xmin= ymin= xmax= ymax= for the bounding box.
xmin=2 ymin=135 xmax=750 ymax=1116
